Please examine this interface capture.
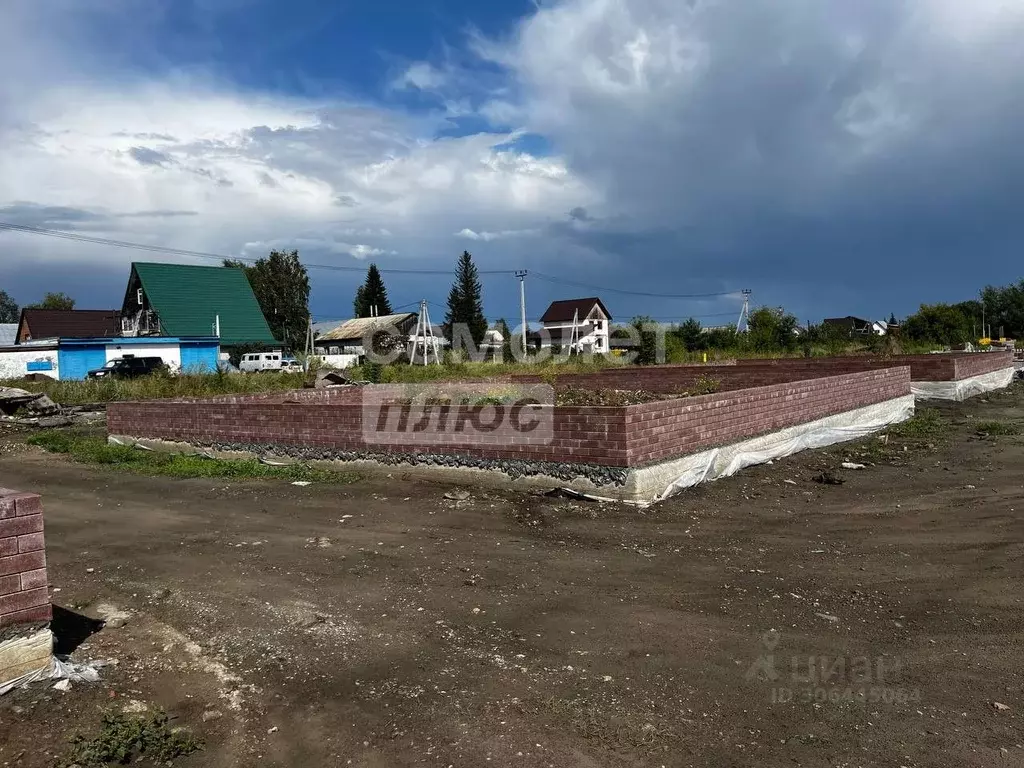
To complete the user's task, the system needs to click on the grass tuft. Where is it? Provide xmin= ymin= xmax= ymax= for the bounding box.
xmin=974 ymin=420 xmax=1022 ymax=436
xmin=2 ymin=370 xmax=308 ymax=406
xmin=56 ymin=709 xmax=201 ymax=768
xmin=28 ymin=430 xmax=358 ymax=483
xmin=888 ymin=408 xmax=950 ymax=439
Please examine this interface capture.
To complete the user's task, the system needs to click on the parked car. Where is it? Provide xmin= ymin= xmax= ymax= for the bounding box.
xmin=87 ymin=356 xmax=166 ymax=379
xmin=239 ymin=352 xmax=284 ymax=373
xmin=280 ymin=357 xmax=303 ymax=373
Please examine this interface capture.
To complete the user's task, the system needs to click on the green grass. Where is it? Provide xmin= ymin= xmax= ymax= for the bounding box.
xmin=351 ymin=355 xmax=629 ymax=384
xmin=57 ymin=709 xmax=201 ymax=768
xmin=28 ymin=430 xmax=358 ymax=483
xmin=888 ymin=408 xmax=950 ymax=439
xmin=1 ymin=369 xmax=308 ymax=405
xmin=974 ymin=420 xmax=1022 ymax=436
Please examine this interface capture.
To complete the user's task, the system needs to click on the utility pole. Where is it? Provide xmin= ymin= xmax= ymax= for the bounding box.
xmin=515 ymin=270 xmax=528 ymax=355
xmin=736 ymin=289 xmax=752 ymax=333
xmin=410 ymin=300 xmax=440 ymax=366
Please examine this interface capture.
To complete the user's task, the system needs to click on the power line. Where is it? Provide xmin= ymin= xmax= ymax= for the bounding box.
xmin=531 ymin=270 xmax=740 ymax=299
xmin=1 ymin=220 xmax=747 ymax=301
xmin=0 ymin=221 xmax=516 ymax=276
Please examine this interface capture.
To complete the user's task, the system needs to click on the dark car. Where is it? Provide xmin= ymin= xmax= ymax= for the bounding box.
xmin=87 ymin=356 xmax=166 ymax=379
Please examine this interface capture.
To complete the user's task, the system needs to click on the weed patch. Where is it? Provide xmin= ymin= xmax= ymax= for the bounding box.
xmin=974 ymin=420 xmax=1022 ymax=436
xmin=888 ymin=408 xmax=950 ymax=440
xmin=56 ymin=709 xmax=201 ymax=768
xmin=28 ymin=430 xmax=358 ymax=484
xmin=2 ymin=370 xmax=307 ymax=406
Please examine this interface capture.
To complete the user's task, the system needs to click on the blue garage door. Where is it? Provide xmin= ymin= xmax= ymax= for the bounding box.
xmin=58 ymin=345 xmax=107 ymax=381
xmin=180 ymin=343 xmax=218 ymax=373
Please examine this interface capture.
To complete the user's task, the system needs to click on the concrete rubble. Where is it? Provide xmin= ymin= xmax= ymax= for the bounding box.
xmin=0 ymin=387 xmax=105 ymax=429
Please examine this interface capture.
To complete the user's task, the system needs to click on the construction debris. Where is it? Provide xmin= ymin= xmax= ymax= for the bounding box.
xmin=0 ymin=387 xmax=104 ymax=428
xmin=307 ymin=370 xmax=360 ymax=389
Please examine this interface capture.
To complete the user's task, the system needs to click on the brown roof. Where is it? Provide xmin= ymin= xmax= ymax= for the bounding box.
xmin=18 ymin=309 xmax=121 ymax=342
xmin=540 ymin=297 xmax=611 ymax=323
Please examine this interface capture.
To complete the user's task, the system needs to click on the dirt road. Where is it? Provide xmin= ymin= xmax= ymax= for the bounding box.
xmin=1 ymin=385 xmax=1023 ymax=766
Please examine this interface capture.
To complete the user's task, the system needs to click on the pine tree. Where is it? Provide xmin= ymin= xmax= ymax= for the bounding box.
xmin=353 ymin=264 xmax=392 ymax=317
xmin=445 ymin=251 xmax=488 ymax=347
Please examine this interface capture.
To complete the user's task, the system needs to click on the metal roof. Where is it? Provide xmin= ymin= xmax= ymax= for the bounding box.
xmin=130 ymin=262 xmax=277 ymax=346
xmin=60 ymin=336 xmax=219 ymax=345
xmin=540 ymin=297 xmax=612 ymax=323
xmin=316 ymin=313 xmax=416 ymax=342
xmin=18 ymin=309 xmax=121 ymax=342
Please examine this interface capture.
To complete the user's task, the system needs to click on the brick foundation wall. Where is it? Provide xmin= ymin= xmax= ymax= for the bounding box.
xmin=108 ymin=368 xmax=911 ymax=471
xmin=0 ymin=489 xmax=50 ymax=628
xmin=952 ymin=351 xmax=1015 ymax=379
xmin=731 ymin=352 xmax=1013 ymax=381
xmin=625 ymin=367 xmax=910 ymax=466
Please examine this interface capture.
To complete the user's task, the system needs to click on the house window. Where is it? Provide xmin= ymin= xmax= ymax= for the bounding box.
xmin=136 ymin=288 xmax=144 ymax=306
xmin=329 ymin=346 xmax=339 ymax=355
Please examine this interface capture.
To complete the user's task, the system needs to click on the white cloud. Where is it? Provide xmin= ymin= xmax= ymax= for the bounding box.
xmin=345 ymin=243 xmax=396 ymax=259
xmin=392 ymin=62 xmax=448 ymax=92
xmin=455 ymin=228 xmax=537 ymax=242
xmin=0 ymin=11 xmax=597 ymax=278
xmin=478 ymin=0 xmax=1024 ymax=231
xmin=4 ymin=0 xmax=1024 ymax=316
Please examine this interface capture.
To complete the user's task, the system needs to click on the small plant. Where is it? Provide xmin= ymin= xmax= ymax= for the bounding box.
xmin=974 ymin=420 xmax=1021 ymax=436
xmin=28 ymin=430 xmax=358 ymax=483
xmin=888 ymin=408 xmax=949 ymax=439
xmin=688 ymin=375 xmax=721 ymax=396
xmin=56 ymin=709 xmax=202 ymax=767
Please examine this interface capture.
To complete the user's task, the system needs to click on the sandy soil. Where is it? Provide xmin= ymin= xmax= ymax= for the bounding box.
xmin=1 ymin=384 xmax=1023 ymax=767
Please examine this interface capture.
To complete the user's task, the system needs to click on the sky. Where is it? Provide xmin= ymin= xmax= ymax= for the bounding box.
xmin=1 ymin=0 xmax=1023 ymax=327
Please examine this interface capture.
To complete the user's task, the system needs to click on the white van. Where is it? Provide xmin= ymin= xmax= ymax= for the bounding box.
xmin=239 ymin=352 xmax=283 ymax=373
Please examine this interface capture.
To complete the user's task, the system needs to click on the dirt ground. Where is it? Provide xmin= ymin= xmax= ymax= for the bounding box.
xmin=1 ymin=384 xmax=1023 ymax=767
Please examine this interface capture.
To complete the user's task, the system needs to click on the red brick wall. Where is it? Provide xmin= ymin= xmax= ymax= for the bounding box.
xmin=0 ymin=489 xmax=50 ymax=627
xmin=108 ymin=368 xmax=911 ymax=471
xmin=108 ymin=400 xmax=630 ymax=466
xmin=952 ymin=351 xmax=1015 ymax=379
xmin=731 ymin=352 xmax=1013 ymax=381
xmin=625 ymin=367 xmax=911 ymax=466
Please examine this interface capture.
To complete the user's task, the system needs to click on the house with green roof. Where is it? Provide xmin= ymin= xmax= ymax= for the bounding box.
xmin=120 ymin=262 xmax=278 ymax=347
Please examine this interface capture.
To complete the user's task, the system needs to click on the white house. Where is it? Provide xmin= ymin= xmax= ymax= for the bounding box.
xmin=539 ymin=297 xmax=612 ymax=353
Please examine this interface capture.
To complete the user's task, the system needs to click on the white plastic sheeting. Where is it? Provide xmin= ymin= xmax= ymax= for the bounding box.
xmin=651 ymin=395 xmax=915 ymax=501
xmin=0 ymin=629 xmax=105 ymax=695
xmin=911 ymin=367 xmax=1016 ymax=402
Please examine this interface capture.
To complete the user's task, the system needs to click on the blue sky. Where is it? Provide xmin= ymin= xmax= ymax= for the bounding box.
xmin=2 ymin=0 xmax=1023 ymax=327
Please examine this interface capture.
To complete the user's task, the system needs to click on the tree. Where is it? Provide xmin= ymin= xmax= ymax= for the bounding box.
xmin=981 ymin=280 xmax=1024 ymax=338
xmin=224 ymin=251 xmax=310 ymax=349
xmin=888 ymin=313 xmax=898 ymax=326
xmin=494 ymin=318 xmax=513 ymax=362
xmin=901 ymin=303 xmax=974 ymax=345
xmin=745 ymin=306 xmax=798 ymax=352
xmin=26 ymin=292 xmax=75 ymax=311
xmin=445 ymin=251 xmax=488 ymax=348
xmin=630 ymin=316 xmax=659 ymax=365
xmin=703 ymin=326 xmax=739 ymax=349
xmin=675 ymin=317 xmax=704 ymax=352
xmin=0 ymin=290 xmax=18 ymax=323
xmin=353 ymin=264 xmax=393 ymax=318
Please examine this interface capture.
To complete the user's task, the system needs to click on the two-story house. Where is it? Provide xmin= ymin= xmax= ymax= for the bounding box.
xmin=539 ymin=297 xmax=612 ymax=353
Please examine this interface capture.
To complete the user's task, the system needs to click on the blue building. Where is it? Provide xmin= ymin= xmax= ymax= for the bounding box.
xmin=56 ymin=337 xmax=221 ymax=380
xmin=0 ymin=336 xmax=222 ymax=381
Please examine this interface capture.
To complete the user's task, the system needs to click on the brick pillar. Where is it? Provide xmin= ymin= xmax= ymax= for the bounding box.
xmin=0 ymin=489 xmax=51 ymax=628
